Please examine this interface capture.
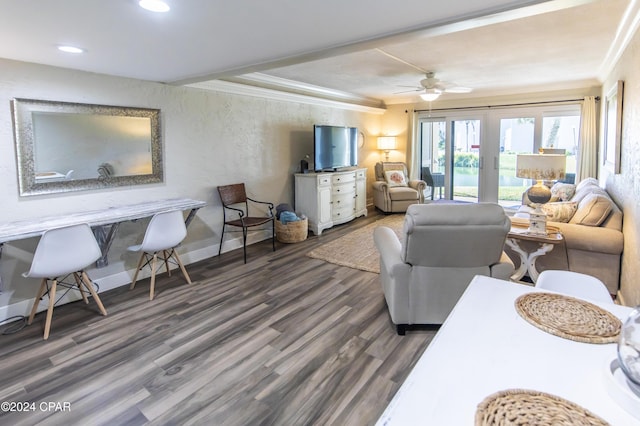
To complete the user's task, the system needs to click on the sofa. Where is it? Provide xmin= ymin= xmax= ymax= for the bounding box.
xmin=372 ymin=162 xmax=427 ymax=213
xmin=509 ymin=178 xmax=623 ymax=294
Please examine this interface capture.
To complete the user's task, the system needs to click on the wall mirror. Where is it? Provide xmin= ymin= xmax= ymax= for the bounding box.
xmin=11 ymin=98 xmax=163 ymax=196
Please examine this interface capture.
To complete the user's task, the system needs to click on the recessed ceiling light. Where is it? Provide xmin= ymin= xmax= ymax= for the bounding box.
xmin=58 ymin=45 xmax=85 ymax=54
xmin=139 ymin=0 xmax=170 ymax=12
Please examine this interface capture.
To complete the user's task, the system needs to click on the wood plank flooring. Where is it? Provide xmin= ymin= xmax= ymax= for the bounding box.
xmin=0 ymin=212 xmax=437 ymax=426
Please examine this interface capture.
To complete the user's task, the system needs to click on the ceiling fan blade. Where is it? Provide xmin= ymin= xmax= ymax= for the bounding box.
xmin=444 ymin=86 xmax=473 ymax=94
xmin=394 ymin=88 xmax=424 ymax=94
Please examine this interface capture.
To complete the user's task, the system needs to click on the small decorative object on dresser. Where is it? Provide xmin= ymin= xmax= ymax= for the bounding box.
xmin=294 ymin=168 xmax=367 ymax=235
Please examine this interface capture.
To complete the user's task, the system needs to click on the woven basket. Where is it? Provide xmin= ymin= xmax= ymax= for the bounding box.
xmin=276 ymin=218 xmax=308 ymax=243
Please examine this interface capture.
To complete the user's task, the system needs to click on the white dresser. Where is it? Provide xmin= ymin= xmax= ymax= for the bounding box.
xmin=294 ymin=168 xmax=367 ymax=235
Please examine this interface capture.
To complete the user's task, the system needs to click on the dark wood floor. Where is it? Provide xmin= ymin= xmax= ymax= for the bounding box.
xmin=0 ymin=212 xmax=436 ymax=426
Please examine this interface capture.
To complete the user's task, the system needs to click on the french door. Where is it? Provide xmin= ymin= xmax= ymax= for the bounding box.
xmin=419 ymin=115 xmax=483 ymax=202
xmin=418 ymin=104 xmax=580 ymax=205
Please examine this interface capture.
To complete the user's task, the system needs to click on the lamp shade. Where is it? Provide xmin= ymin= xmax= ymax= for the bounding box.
xmin=516 ymin=154 xmax=566 ymax=180
xmin=377 ymin=136 xmax=397 ymax=151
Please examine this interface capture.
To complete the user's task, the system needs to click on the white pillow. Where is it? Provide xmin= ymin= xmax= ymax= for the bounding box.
xmin=569 ymin=193 xmax=613 ymax=226
xmin=541 ymin=201 xmax=578 ymax=223
xmin=384 ymin=170 xmax=408 ymax=187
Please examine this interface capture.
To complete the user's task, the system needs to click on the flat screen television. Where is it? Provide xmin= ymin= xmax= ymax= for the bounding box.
xmin=313 ymin=125 xmax=358 ymax=171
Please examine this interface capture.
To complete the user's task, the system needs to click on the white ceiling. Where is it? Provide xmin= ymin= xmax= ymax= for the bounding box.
xmin=0 ymin=0 xmax=636 ymax=107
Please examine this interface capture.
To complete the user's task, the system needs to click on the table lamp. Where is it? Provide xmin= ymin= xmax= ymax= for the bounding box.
xmin=516 ymin=154 xmax=566 ymax=235
xmin=377 ymin=136 xmax=397 ymax=161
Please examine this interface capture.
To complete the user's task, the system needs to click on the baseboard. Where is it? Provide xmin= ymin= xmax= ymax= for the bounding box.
xmin=0 ymin=230 xmax=272 ymax=323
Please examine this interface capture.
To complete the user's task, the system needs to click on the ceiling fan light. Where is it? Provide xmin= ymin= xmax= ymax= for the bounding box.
xmin=420 ymin=91 xmax=441 ymax=102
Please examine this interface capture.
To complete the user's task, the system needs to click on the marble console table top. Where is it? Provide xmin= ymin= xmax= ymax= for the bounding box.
xmin=0 ymin=198 xmax=206 ymax=244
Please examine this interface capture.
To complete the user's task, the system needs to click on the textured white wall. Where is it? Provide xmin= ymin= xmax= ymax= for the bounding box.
xmin=601 ymin=26 xmax=640 ymax=306
xmin=0 ymin=58 xmax=382 ymax=318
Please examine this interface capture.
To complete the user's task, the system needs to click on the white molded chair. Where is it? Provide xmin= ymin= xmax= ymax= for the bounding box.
xmin=128 ymin=210 xmax=192 ymax=300
xmin=535 ymin=270 xmax=613 ymax=304
xmin=23 ymin=224 xmax=108 ymax=340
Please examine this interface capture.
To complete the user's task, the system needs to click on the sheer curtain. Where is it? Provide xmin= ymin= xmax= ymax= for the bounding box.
xmin=576 ymin=96 xmax=597 ymax=182
xmin=406 ymin=109 xmax=420 ymax=180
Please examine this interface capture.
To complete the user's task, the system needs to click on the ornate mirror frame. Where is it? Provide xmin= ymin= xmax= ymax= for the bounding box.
xmin=11 ymin=98 xmax=163 ymax=196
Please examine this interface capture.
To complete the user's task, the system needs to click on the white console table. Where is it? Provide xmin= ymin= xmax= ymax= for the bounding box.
xmin=377 ymin=276 xmax=638 ymax=425
xmin=294 ymin=168 xmax=367 ymax=235
xmin=0 ymin=198 xmax=206 ymax=269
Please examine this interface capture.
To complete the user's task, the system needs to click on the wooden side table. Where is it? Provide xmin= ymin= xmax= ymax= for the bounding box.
xmin=506 ymin=226 xmax=563 ymax=283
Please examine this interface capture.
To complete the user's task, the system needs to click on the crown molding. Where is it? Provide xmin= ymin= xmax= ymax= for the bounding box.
xmin=598 ymin=0 xmax=640 ymax=81
xmin=186 ymin=79 xmax=386 ymax=115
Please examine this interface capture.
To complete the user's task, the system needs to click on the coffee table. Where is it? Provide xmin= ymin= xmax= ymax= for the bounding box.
xmin=506 ymin=225 xmax=563 ymax=283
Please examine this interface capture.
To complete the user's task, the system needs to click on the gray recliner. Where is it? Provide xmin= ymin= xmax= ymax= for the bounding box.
xmin=372 ymin=162 xmax=427 ymax=213
xmin=373 ymin=203 xmax=514 ymax=334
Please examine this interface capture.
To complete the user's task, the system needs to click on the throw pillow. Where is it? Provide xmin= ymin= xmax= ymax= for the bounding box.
xmin=549 ymin=182 xmax=576 ymax=202
xmin=385 ymin=170 xmax=408 ymax=187
xmin=541 ymin=201 xmax=578 ymax=223
xmin=569 ymin=193 xmax=613 ymax=226
xmin=576 ymin=177 xmax=599 ymax=192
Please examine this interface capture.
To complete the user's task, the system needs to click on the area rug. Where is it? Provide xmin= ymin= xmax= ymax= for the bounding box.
xmin=307 ymin=214 xmax=405 ymax=273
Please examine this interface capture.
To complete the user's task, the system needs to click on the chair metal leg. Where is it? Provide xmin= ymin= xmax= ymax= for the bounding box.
xmin=272 ymin=219 xmax=275 ymax=252
xmin=218 ymin=223 xmax=226 ymax=257
xmin=242 ymin=226 xmax=247 ymax=264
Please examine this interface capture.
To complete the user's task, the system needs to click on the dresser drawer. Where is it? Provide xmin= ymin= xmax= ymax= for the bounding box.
xmin=332 ymin=204 xmax=355 ymax=221
xmin=355 ymin=169 xmax=366 ymax=179
xmin=332 ymin=182 xmax=356 ymax=196
xmin=332 ymin=192 xmax=354 ymax=209
xmin=318 ymin=175 xmax=331 ymax=186
xmin=332 ymin=173 xmax=355 ymax=185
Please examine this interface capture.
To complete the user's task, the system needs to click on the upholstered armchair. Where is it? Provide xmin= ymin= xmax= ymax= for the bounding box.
xmin=372 ymin=162 xmax=427 ymax=213
xmin=373 ymin=203 xmax=514 ymax=334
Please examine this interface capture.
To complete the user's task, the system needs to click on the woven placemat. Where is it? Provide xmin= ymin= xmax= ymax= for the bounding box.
xmin=476 ymin=389 xmax=609 ymax=426
xmin=515 ymin=292 xmax=621 ymax=344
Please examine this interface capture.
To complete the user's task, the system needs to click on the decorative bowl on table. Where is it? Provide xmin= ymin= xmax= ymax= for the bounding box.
xmin=618 ymin=305 xmax=640 ymax=393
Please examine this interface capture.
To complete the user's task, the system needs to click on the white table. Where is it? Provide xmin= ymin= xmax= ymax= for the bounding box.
xmin=0 ymin=198 xmax=206 ymax=267
xmin=376 ymin=276 xmax=639 ymax=425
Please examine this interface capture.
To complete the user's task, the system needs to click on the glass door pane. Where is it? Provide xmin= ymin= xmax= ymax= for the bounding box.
xmin=419 ymin=120 xmax=446 ymax=200
xmin=451 ymin=119 xmax=480 ymax=202
xmin=542 ymin=115 xmax=580 ymax=184
xmin=498 ymin=117 xmax=535 ymax=207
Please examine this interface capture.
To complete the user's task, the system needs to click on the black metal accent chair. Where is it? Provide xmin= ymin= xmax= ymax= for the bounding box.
xmin=421 ymin=167 xmax=445 ymax=200
xmin=217 ymin=183 xmax=275 ymax=263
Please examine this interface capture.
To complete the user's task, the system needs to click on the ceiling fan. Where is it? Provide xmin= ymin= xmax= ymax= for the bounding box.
xmin=397 ymin=71 xmax=472 ymax=101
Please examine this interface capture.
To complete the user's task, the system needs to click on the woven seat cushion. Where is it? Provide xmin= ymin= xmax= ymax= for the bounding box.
xmin=225 ymin=217 xmax=273 ymax=227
